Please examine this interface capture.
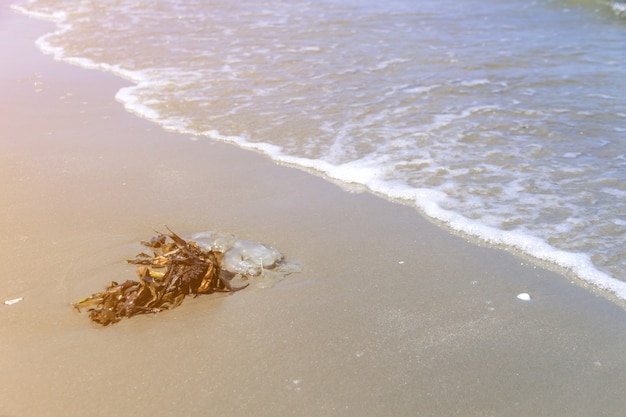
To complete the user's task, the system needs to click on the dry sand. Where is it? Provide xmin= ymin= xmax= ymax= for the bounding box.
xmin=2 ymin=7 xmax=626 ymax=417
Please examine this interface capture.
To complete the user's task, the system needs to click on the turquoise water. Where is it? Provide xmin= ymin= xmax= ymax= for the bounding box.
xmin=13 ymin=0 xmax=626 ymax=298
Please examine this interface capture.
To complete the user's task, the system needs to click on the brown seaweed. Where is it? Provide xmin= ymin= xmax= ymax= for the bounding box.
xmin=73 ymin=228 xmax=248 ymax=326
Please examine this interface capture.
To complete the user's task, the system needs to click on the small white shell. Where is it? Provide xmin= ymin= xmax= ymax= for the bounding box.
xmin=4 ymin=297 xmax=23 ymax=306
xmin=516 ymin=293 xmax=532 ymax=301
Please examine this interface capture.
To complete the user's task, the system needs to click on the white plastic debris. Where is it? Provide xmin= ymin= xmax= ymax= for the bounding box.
xmin=516 ymin=292 xmax=532 ymax=301
xmin=4 ymin=297 xmax=23 ymax=306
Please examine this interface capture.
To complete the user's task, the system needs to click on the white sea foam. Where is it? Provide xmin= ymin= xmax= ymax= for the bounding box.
xmin=460 ymin=79 xmax=491 ymax=87
xmin=116 ymin=86 xmax=161 ymax=122
xmin=611 ymin=1 xmax=626 ymax=17
xmin=403 ymin=85 xmax=440 ymax=94
xmin=11 ymin=4 xmax=66 ymax=22
xmin=12 ymin=4 xmax=69 ymax=61
xmin=372 ymin=58 xmax=410 ymax=71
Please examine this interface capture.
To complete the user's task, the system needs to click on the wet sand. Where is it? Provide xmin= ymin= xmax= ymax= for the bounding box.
xmin=2 ymin=7 xmax=626 ymax=417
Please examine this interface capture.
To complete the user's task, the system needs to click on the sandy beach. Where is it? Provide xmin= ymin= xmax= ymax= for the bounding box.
xmin=2 ymin=6 xmax=626 ymax=417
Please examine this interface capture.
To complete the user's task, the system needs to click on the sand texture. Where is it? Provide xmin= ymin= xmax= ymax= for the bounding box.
xmin=2 ymin=8 xmax=626 ymax=417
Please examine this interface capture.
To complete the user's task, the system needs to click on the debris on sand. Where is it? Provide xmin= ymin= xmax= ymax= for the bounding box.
xmin=4 ymin=297 xmax=23 ymax=306
xmin=74 ymin=228 xmax=298 ymax=326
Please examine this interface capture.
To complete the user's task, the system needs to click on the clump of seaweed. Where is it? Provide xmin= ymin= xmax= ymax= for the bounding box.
xmin=74 ymin=228 xmax=248 ymax=326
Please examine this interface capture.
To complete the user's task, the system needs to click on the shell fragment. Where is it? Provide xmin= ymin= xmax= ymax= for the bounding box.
xmin=4 ymin=297 xmax=24 ymax=306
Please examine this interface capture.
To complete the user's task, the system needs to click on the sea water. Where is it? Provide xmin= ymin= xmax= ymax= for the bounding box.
xmin=12 ymin=0 xmax=626 ymax=298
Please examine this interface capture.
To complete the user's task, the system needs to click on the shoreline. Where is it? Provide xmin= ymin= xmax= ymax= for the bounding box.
xmin=3 ymin=7 xmax=626 ymax=417
xmin=13 ymin=1 xmax=626 ymax=305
